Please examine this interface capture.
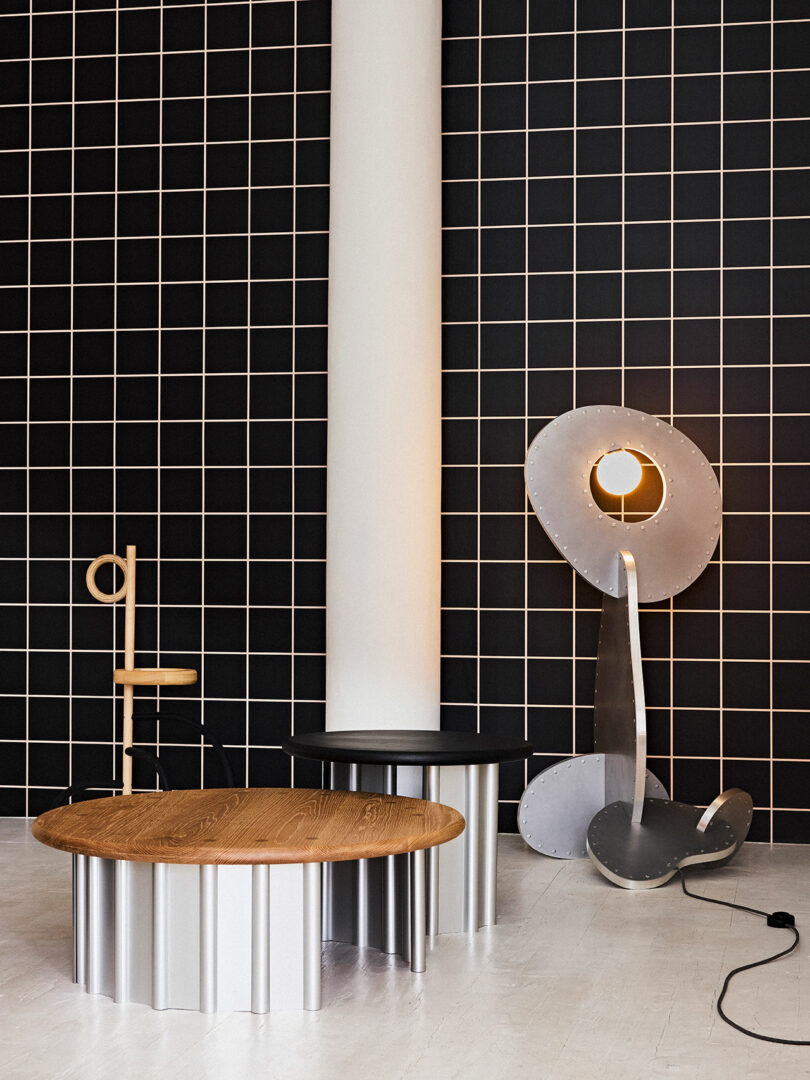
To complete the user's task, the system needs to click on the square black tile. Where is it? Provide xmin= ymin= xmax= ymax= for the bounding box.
xmin=443 ymin=37 xmax=478 ymax=87
xmin=527 ymin=273 xmax=573 ymax=320
xmin=626 ymin=174 xmax=671 ymax=221
xmin=527 ymin=34 xmax=573 ymax=82
xmin=625 ymin=77 xmax=671 ymax=126
xmin=674 ymin=27 xmax=720 ymax=75
xmin=482 ymin=0 xmax=526 ymax=36
xmin=577 ymin=176 xmax=620 ymax=223
xmin=482 ymin=36 xmax=526 ymax=83
xmin=443 ymin=86 xmax=478 ymax=134
xmin=439 ymin=654 xmax=477 ymax=704
xmin=576 ymin=128 xmax=621 ymax=176
xmin=577 ymin=80 xmax=621 ymax=128
xmin=673 ymin=709 xmax=720 ymax=757
xmin=674 ymin=172 xmax=720 ymax=220
xmin=528 ymin=82 xmax=574 ymax=129
xmin=481 ymin=132 xmax=526 ymax=180
xmin=625 ymin=271 xmax=670 ymax=319
xmin=577 ymin=321 xmax=621 ymax=367
xmin=626 ymin=126 xmax=671 ymax=174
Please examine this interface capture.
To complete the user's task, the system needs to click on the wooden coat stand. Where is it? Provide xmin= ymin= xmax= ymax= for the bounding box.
xmin=86 ymin=546 xmax=197 ymax=795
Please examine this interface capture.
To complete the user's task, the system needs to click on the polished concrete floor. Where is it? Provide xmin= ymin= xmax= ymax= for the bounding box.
xmin=2 ymin=818 xmax=810 ymax=1080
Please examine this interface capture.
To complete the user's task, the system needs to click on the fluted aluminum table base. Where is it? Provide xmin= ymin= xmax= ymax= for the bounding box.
xmin=73 ymin=854 xmax=322 ymax=1012
xmin=323 ymin=761 xmax=499 ymax=955
xmin=72 ymin=845 xmax=432 ymax=1009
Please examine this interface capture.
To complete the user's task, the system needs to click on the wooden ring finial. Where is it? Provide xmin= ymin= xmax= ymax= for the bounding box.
xmin=86 ymin=553 xmax=128 ymax=603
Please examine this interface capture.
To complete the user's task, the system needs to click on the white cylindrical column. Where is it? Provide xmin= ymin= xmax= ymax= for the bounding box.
xmin=326 ymin=0 xmax=442 ymax=732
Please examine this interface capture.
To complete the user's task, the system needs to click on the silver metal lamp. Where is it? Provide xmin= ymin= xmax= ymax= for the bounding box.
xmin=518 ymin=405 xmax=753 ymax=889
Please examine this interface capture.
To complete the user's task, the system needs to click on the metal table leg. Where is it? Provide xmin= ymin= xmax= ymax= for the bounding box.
xmin=303 ymin=862 xmax=322 ymax=1011
xmin=383 ymin=765 xmax=398 ymax=953
xmin=348 ymin=763 xmax=370 ymax=947
xmin=73 ymin=854 xmax=86 ymax=986
xmin=200 ymin=865 xmax=218 ymax=1013
xmin=481 ymin=761 xmax=499 ymax=927
xmin=464 ymin=764 xmax=480 ymax=933
xmin=86 ymin=856 xmax=105 ymax=996
xmin=322 ymin=763 xmax=335 ymax=939
xmin=402 ymin=851 xmax=411 ymax=964
xmin=152 ymin=862 xmax=169 ymax=1010
xmin=113 ymin=860 xmax=130 ymax=1003
xmin=251 ymin=864 xmax=269 ymax=1013
xmin=409 ymin=848 xmax=426 ymax=973
xmin=423 ymin=765 xmax=440 ymax=938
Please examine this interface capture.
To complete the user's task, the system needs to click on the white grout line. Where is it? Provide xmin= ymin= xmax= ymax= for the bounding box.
xmin=153 ymin=0 xmax=164 ymax=782
xmin=522 ymin=1 xmax=530 ymax=797
xmin=570 ymin=0 xmax=578 ymax=758
xmin=110 ymin=0 xmax=120 ymax=790
xmin=287 ymin=0 xmax=299 ymax=787
xmin=199 ymin=0 xmax=207 ymax=790
xmin=626 ymin=0 xmax=630 ymax=412
xmin=10 ymin=265 xmax=810 ymax=286
xmin=769 ymin=0 xmax=776 ymax=845
xmin=244 ymin=0 xmax=252 ymax=791
xmin=475 ymin=1 xmax=482 ymax=740
xmin=718 ymin=0 xmax=725 ymax=799
xmin=67 ymin=1 xmax=75 ymax=795
xmin=1 ymin=5 xmax=799 ymax=27
xmin=24 ymin=0 xmax=33 ymax=816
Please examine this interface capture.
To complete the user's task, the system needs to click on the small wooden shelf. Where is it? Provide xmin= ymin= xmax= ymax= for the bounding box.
xmin=113 ymin=667 xmax=198 ymax=687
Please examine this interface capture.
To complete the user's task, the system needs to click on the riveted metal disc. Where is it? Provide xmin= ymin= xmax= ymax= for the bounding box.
xmin=586 ymin=798 xmax=738 ymax=889
xmin=517 ymin=754 xmax=669 ymax=859
xmin=525 ymin=406 xmax=721 ymax=602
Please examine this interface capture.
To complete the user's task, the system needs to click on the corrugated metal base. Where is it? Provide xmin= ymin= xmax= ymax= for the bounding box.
xmin=73 ymin=857 xmax=319 ymax=1012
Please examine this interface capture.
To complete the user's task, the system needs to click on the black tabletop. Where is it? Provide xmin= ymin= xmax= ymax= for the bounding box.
xmin=282 ymin=730 xmax=533 ymax=766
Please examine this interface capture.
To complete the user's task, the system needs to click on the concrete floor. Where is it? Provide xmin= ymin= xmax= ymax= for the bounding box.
xmin=2 ymin=818 xmax=810 ymax=1080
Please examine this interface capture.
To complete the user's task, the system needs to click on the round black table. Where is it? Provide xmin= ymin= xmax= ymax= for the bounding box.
xmin=282 ymin=729 xmax=532 ymax=767
xmin=283 ymin=729 xmax=532 ymax=944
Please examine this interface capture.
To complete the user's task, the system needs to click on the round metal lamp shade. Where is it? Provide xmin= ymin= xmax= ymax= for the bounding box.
xmin=525 ymin=405 xmax=721 ymax=603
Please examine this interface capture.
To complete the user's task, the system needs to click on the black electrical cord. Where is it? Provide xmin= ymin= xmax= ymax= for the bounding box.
xmin=678 ymin=868 xmax=809 ymax=1045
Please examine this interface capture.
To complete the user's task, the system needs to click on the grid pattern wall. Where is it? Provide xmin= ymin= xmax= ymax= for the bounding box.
xmin=439 ymin=0 xmax=810 ymax=840
xmin=0 ymin=0 xmax=331 ymax=816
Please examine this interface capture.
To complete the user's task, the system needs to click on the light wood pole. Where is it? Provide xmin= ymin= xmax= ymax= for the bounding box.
xmin=86 ymin=547 xmax=196 ymax=796
xmin=121 ymin=546 xmax=137 ymax=794
xmin=86 ymin=549 xmax=133 ymax=793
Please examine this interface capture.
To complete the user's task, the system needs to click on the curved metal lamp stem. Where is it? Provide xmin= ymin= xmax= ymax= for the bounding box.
xmin=594 ymin=551 xmax=647 ymax=825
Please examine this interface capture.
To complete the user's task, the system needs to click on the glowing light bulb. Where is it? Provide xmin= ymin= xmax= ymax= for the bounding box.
xmin=595 ymin=450 xmax=642 ymax=497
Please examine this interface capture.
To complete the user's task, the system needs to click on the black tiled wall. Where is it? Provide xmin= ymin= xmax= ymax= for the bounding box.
xmin=440 ymin=0 xmax=810 ymax=841
xmin=2 ymin=0 xmax=809 ymax=843
xmin=0 ymin=0 xmax=330 ymax=815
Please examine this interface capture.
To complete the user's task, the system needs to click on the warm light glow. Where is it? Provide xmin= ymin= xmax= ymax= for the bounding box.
xmin=595 ymin=450 xmax=643 ymax=497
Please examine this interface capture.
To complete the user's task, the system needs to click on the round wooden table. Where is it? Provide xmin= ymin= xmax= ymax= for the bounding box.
xmin=283 ymin=731 xmax=532 ymax=944
xmin=33 ymin=788 xmax=464 ymax=1013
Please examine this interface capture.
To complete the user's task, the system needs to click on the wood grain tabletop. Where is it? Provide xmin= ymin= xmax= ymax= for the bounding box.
xmin=32 ymin=787 xmax=466 ymax=865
